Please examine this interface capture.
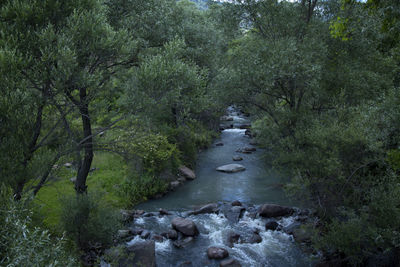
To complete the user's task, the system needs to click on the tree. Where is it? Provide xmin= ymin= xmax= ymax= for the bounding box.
xmin=0 ymin=0 xmax=136 ymax=195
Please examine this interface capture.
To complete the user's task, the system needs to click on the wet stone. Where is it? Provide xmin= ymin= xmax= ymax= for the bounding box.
xmin=159 ymin=208 xmax=170 ymax=216
xmin=231 ymin=200 xmax=242 ymax=206
xmin=173 ymin=237 xmax=194 ymax=248
xmin=265 ymin=221 xmax=279 ymax=231
xmin=162 ymin=229 xmax=178 ymax=240
xmin=207 ymin=247 xmax=229 ymax=260
xmin=172 ymin=217 xmax=199 ymax=236
xmin=226 ymin=231 xmax=240 ymax=247
xmin=232 ymin=156 xmax=243 ymax=161
xmin=140 ymin=230 xmax=151 ymax=239
xmin=220 ymin=258 xmax=242 ymax=267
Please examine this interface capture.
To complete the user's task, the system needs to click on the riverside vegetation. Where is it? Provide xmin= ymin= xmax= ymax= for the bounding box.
xmin=1 ymin=0 xmax=400 ymax=266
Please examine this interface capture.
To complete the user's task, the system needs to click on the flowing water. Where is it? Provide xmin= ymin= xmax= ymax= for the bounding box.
xmin=129 ymin=107 xmax=312 ymax=266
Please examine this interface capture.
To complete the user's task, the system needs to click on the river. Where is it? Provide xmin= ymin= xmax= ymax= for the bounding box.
xmin=130 ymin=107 xmax=312 ymax=266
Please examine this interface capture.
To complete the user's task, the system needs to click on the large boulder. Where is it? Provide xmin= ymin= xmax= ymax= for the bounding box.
xmin=179 ymin=166 xmax=196 ymax=180
xmin=216 ymin=164 xmax=246 ymax=173
xmin=125 ymin=240 xmax=156 ymax=267
xmin=191 ymin=203 xmax=219 ymax=215
xmin=207 ymin=247 xmax=229 ymax=260
xmin=258 ymin=204 xmax=294 ymax=218
xmin=220 ymin=258 xmax=242 ymax=267
xmin=172 ymin=217 xmax=199 ymax=236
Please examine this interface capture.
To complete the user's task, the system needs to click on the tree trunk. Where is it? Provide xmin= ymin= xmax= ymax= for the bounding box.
xmin=74 ymin=89 xmax=93 ymax=194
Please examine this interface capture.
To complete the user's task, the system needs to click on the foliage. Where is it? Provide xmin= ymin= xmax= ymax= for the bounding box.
xmin=59 ymin=192 xmax=121 ymax=250
xmin=119 ymin=173 xmax=169 ymax=206
xmin=0 ymin=186 xmax=77 ymax=266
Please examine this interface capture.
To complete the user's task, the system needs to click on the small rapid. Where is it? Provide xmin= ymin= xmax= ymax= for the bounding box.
xmin=127 ymin=107 xmax=313 ymax=266
xmin=126 ymin=206 xmax=311 ymax=266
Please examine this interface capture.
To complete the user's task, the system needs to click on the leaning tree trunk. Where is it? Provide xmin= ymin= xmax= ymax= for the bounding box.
xmin=74 ymin=89 xmax=93 ymax=194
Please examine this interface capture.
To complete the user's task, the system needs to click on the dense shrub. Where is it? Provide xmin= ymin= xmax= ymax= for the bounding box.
xmin=0 ymin=187 xmax=77 ymax=266
xmin=119 ymin=173 xmax=168 ymax=206
xmin=59 ymin=193 xmax=121 ymax=250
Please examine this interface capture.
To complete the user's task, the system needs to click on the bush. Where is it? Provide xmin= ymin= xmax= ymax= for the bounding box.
xmin=119 ymin=173 xmax=168 ymax=206
xmin=59 ymin=193 xmax=121 ymax=250
xmin=0 ymin=186 xmax=77 ymax=266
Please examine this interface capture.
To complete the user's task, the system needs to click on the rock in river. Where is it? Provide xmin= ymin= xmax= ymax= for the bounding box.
xmin=172 ymin=217 xmax=199 ymax=236
xmin=232 ymin=156 xmax=243 ymax=161
xmin=216 ymin=164 xmax=246 ymax=173
xmin=173 ymin=236 xmax=194 ymax=248
xmin=258 ymin=204 xmax=294 ymax=218
xmin=191 ymin=203 xmax=219 ymax=215
xmin=161 ymin=229 xmax=178 ymax=240
xmin=179 ymin=166 xmax=196 ymax=180
xmin=220 ymin=258 xmax=242 ymax=267
xmin=207 ymin=247 xmax=229 ymax=259
xmin=265 ymin=221 xmax=280 ymax=231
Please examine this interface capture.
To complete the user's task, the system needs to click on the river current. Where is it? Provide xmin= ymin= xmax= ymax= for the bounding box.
xmin=130 ymin=107 xmax=312 ymax=266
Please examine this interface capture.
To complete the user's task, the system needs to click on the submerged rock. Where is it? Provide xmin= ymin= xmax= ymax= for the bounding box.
xmin=162 ymin=229 xmax=178 ymax=240
xmin=216 ymin=142 xmax=224 ymax=146
xmin=220 ymin=258 xmax=242 ymax=267
xmin=232 ymin=156 xmax=243 ymax=161
xmin=173 ymin=237 xmax=194 ymax=248
xmin=191 ymin=203 xmax=219 ymax=215
xmin=243 ymin=233 xmax=262 ymax=244
xmin=226 ymin=231 xmax=240 ymax=247
xmin=216 ymin=164 xmax=246 ymax=173
xmin=207 ymin=247 xmax=229 ymax=259
xmin=172 ymin=217 xmax=199 ymax=236
xmin=179 ymin=166 xmax=196 ymax=180
xmin=258 ymin=204 xmax=294 ymax=218
xmin=243 ymin=147 xmax=256 ymax=152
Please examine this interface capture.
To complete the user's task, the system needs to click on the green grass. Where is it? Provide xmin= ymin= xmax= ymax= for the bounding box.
xmin=33 ymin=153 xmax=127 ymax=233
